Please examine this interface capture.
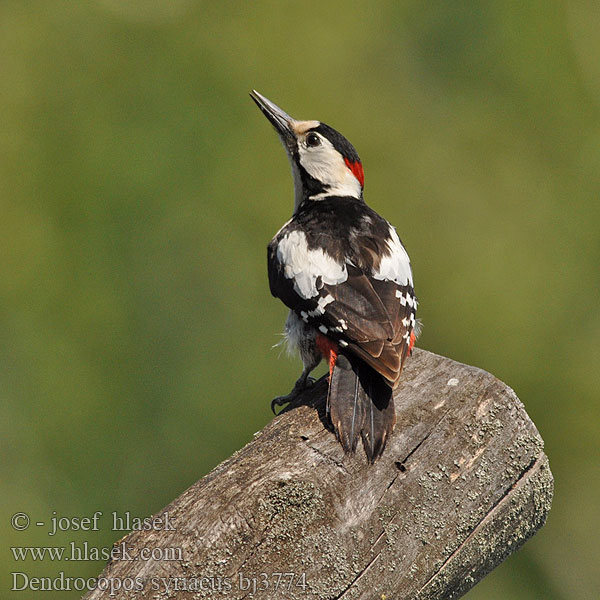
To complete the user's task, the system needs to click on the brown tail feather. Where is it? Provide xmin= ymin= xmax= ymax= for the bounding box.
xmin=328 ymin=354 xmax=396 ymax=462
xmin=347 ymin=341 xmax=402 ymax=387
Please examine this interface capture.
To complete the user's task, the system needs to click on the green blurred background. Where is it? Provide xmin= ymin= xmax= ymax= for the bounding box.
xmin=1 ymin=1 xmax=598 ymax=598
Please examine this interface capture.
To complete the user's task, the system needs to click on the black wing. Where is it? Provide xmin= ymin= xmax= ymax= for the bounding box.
xmin=268 ymin=231 xmax=416 ymax=386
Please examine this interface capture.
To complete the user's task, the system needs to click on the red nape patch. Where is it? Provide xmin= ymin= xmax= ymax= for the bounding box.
xmin=409 ymin=331 xmax=417 ymax=354
xmin=344 ymin=157 xmax=364 ymax=187
xmin=316 ymin=333 xmax=339 ymax=377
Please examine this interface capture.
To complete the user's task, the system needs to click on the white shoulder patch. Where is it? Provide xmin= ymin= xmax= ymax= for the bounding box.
xmin=277 ymin=230 xmax=348 ymax=298
xmin=373 ymin=225 xmax=413 ymax=286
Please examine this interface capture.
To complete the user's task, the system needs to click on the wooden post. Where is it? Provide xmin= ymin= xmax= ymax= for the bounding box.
xmin=83 ymin=349 xmax=553 ymax=599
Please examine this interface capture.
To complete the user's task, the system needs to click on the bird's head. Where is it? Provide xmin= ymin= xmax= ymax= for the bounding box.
xmin=250 ymin=90 xmax=364 ymax=209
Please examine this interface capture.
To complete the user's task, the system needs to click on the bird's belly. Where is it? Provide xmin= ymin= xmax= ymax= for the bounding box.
xmin=284 ymin=310 xmax=318 ymax=365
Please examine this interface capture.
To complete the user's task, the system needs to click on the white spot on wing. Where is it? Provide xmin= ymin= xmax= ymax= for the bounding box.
xmin=318 ymin=294 xmax=334 ymax=310
xmin=277 ymin=230 xmax=348 ymax=298
xmin=318 ymin=325 xmax=328 ymax=334
xmin=373 ymin=225 xmax=413 ymax=286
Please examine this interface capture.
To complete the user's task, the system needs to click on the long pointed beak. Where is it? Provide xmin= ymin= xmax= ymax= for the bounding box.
xmin=250 ymin=90 xmax=296 ymax=144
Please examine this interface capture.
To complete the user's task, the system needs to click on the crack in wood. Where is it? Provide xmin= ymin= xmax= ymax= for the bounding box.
xmin=334 ymin=548 xmax=383 ymax=599
xmin=307 ymin=442 xmax=350 ymax=474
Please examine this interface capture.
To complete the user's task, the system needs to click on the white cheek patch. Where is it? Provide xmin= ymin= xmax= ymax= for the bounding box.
xmin=298 ymin=138 xmax=362 ymax=199
xmin=277 ymin=230 xmax=348 ymax=298
xmin=374 ymin=225 xmax=413 ymax=286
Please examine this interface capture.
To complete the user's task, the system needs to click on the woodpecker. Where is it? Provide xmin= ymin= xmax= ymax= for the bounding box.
xmin=251 ymin=90 xmax=418 ymax=462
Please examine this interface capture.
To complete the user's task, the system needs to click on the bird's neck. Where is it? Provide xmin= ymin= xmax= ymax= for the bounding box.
xmin=291 ymin=162 xmax=362 ymax=210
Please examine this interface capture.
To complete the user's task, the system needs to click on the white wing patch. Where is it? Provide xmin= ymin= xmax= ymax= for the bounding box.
xmin=277 ymin=230 xmax=348 ymax=298
xmin=373 ymin=225 xmax=413 ymax=286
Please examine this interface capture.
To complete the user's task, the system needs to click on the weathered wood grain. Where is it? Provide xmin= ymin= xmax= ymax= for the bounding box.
xmin=83 ymin=349 xmax=553 ymax=600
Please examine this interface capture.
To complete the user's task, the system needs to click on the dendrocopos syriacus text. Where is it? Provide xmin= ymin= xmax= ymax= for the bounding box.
xmin=251 ymin=90 xmax=418 ymax=462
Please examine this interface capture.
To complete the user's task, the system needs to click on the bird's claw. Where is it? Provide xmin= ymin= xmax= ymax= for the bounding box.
xmin=270 ymin=395 xmax=289 ymax=414
xmin=271 ymin=376 xmax=317 ymax=414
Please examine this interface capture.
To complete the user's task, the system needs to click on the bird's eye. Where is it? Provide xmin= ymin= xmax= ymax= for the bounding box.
xmin=306 ymin=132 xmax=321 ymax=147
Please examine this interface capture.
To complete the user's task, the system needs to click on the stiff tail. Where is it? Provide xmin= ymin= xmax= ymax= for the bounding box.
xmin=327 ymin=354 xmax=396 ymax=463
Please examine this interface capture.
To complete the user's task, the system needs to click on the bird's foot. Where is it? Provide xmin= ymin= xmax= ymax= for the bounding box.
xmin=271 ymin=376 xmax=316 ymax=414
